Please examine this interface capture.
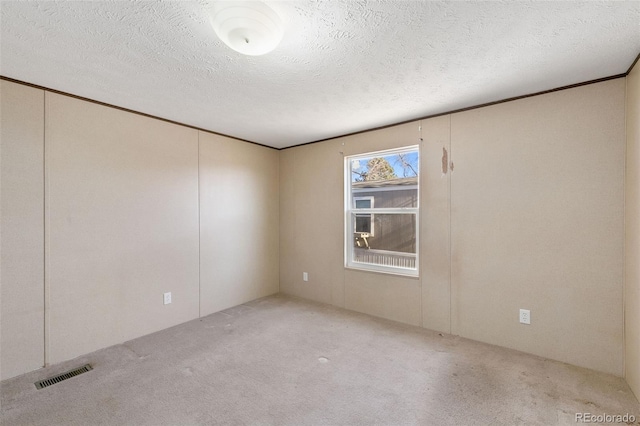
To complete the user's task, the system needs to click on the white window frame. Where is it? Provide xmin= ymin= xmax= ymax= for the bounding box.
xmin=344 ymin=145 xmax=419 ymax=277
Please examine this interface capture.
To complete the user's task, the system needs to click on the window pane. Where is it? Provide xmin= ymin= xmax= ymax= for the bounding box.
xmin=361 ymin=213 xmax=416 ymax=253
xmin=352 ymin=185 xmax=417 ymax=208
xmin=351 ymin=152 xmax=419 ymax=184
xmin=350 ymin=213 xmax=417 ymax=269
xmin=355 ymin=214 xmax=372 ymax=234
xmin=351 ymin=151 xmax=418 ymax=208
xmin=355 ymin=199 xmax=371 ymax=209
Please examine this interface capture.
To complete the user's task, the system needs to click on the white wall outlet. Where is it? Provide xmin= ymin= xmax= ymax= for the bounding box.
xmin=163 ymin=292 xmax=172 ymax=305
xmin=519 ymin=309 xmax=530 ymax=325
xmin=303 ymin=272 xmax=308 ymax=282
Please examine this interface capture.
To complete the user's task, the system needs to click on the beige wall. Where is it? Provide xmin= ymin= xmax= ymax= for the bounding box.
xmin=279 ymin=140 xmax=344 ymax=306
xmin=1 ymin=81 xmax=280 ymax=377
xmin=451 ymin=79 xmax=625 ymax=375
xmin=0 ymin=73 xmax=631 ymax=382
xmin=279 ymin=79 xmax=626 ymax=375
xmin=279 ymin=124 xmax=428 ymax=325
xmin=1 ymin=81 xmax=45 ymax=380
xmin=45 ymin=93 xmax=201 ymax=364
xmin=625 ymin=62 xmax=640 ymax=399
xmin=421 ymin=115 xmax=452 ymax=334
xmin=199 ymin=132 xmax=279 ymax=316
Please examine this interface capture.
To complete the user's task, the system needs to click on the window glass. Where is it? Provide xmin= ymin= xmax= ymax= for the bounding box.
xmin=355 ymin=199 xmax=371 ymax=209
xmin=345 ymin=146 xmax=419 ymax=276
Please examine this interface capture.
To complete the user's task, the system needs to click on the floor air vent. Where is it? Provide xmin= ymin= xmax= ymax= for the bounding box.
xmin=35 ymin=364 xmax=93 ymax=389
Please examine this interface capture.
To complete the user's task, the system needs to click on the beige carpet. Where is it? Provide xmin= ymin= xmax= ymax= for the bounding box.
xmin=2 ymin=294 xmax=639 ymax=425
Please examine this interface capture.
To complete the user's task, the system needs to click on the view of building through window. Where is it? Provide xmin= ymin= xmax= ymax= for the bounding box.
xmin=346 ymin=146 xmax=419 ymax=275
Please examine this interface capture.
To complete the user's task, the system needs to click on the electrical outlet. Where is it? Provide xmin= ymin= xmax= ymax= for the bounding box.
xmin=163 ymin=292 xmax=172 ymax=305
xmin=303 ymin=272 xmax=308 ymax=282
xmin=519 ymin=309 xmax=530 ymax=325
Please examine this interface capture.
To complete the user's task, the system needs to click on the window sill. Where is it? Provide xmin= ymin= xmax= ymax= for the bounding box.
xmin=345 ymin=265 xmax=420 ymax=279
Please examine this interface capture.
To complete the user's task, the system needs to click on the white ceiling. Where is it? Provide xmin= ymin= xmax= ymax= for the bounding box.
xmin=1 ymin=1 xmax=639 ymax=149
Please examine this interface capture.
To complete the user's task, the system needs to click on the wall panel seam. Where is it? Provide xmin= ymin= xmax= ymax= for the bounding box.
xmin=448 ymin=114 xmax=452 ymax=336
xmin=43 ymin=91 xmax=50 ymax=367
xmin=198 ymin=131 xmax=201 ymax=318
xmin=419 ymin=121 xmax=424 ymax=329
xmin=623 ymin=75 xmax=627 ymax=378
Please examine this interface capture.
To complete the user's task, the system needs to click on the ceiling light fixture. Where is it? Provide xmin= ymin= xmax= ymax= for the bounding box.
xmin=209 ymin=1 xmax=284 ymax=56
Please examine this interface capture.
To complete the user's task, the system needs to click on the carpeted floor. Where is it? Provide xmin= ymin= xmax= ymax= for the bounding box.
xmin=1 ymin=294 xmax=639 ymax=425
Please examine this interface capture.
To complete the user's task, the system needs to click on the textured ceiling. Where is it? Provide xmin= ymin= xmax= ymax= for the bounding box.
xmin=1 ymin=1 xmax=639 ymax=149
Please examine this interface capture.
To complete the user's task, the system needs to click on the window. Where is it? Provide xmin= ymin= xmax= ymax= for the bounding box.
xmin=353 ymin=196 xmax=374 ymax=235
xmin=345 ymin=146 xmax=419 ymax=276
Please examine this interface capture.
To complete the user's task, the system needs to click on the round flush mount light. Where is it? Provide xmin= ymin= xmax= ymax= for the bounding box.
xmin=209 ymin=1 xmax=284 ymax=56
